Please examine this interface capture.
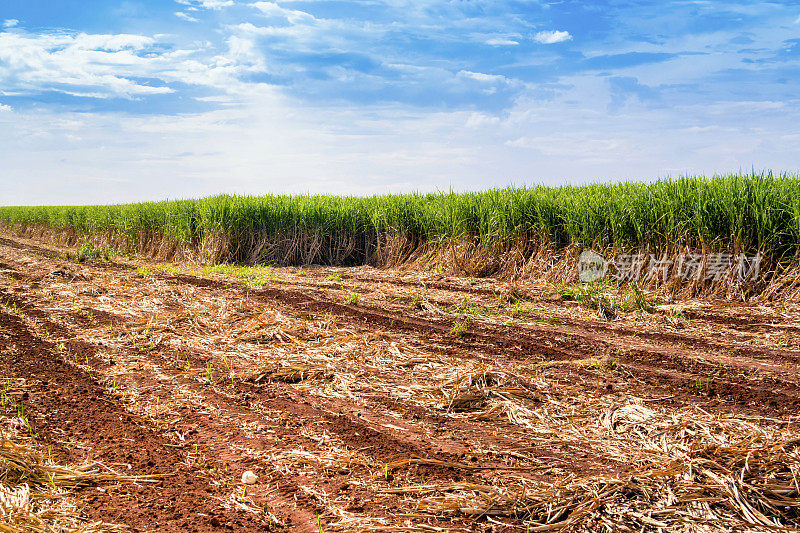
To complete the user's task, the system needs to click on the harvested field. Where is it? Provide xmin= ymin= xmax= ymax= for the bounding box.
xmin=1 ymin=233 xmax=799 ymax=532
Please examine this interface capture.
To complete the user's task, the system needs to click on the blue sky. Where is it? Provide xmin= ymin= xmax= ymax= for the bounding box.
xmin=1 ymin=1 xmax=799 ymax=204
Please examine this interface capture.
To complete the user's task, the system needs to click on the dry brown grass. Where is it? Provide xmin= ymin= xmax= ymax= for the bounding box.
xmin=0 ymin=428 xmax=160 ymax=533
xmin=3 ymin=234 xmax=800 ymax=531
xmin=385 ymin=403 xmax=800 ymax=531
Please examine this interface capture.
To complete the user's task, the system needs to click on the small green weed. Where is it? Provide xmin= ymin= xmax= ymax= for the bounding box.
xmin=323 ymin=310 xmax=339 ymax=329
xmin=451 ymin=296 xmax=489 ymax=316
xmin=343 ymin=291 xmax=359 ymax=305
xmin=558 ymin=281 xmax=614 ymax=310
xmin=623 ymin=283 xmax=658 ymax=313
xmin=1 ymin=380 xmax=36 ymax=437
xmin=205 ymin=263 xmax=274 ymax=287
xmin=450 ymin=320 xmax=468 ymax=337
xmin=156 ymin=263 xmax=182 ymax=275
xmin=224 ymin=357 xmax=236 ymax=388
xmin=508 ymin=302 xmax=531 ymax=318
xmin=408 ymin=290 xmax=425 ymax=310
xmin=135 ymin=266 xmax=153 ymax=278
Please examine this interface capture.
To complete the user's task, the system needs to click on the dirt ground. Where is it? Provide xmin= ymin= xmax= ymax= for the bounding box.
xmin=1 ymin=234 xmax=799 ymax=532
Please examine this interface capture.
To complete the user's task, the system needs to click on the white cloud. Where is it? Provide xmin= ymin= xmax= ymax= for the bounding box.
xmin=175 ymin=12 xmax=200 ymax=22
xmin=0 ymin=25 xmax=278 ymax=101
xmin=458 ymin=70 xmax=508 ymax=83
xmin=485 ymin=37 xmax=519 ymax=46
xmin=532 ymin=30 xmax=572 ymax=44
xmin=202 ymin=0 xmax=234 ymax=7
xmin=3 ymin=19 xmax=19 ymax=28
xmin=175 ymin=0 xmax=234 ymax=10
xmin=0 ymin=30 xmax=215 ymax=98
xmin=203 ymin=0 xmax=234 ymax=7
xmin=195 ymin=95 xmax=234 ymax=102
xmin=233 ymin=6 xmax=382 ymax=56
xmin=0 ymin=103 xmax=12 ymax=112
xmin=251 ymin=2 xmax=316 ymax=24
xmin=72 ymin=34 xmax=156 ymax=50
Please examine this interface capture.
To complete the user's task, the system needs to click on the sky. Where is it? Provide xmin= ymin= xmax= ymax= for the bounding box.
xmin=1 ymin=1 xmax=799 ymax=205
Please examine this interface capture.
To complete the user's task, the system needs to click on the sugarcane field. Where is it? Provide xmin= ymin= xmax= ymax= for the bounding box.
xmin=1 ymin=190 xmax=799 ymax=532
xmin=4 ymin=1 xmax=800 ymax=530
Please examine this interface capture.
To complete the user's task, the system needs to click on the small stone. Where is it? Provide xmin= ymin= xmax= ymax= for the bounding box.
xmin=241 ymin=470 xmax=258 ymax=485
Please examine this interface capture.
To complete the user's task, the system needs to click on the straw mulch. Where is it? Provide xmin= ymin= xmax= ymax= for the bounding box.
xmin=385 ymin=403 xmax=800 ymax=532
xmin=1 ymin=432 xmax=159 ymax=533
